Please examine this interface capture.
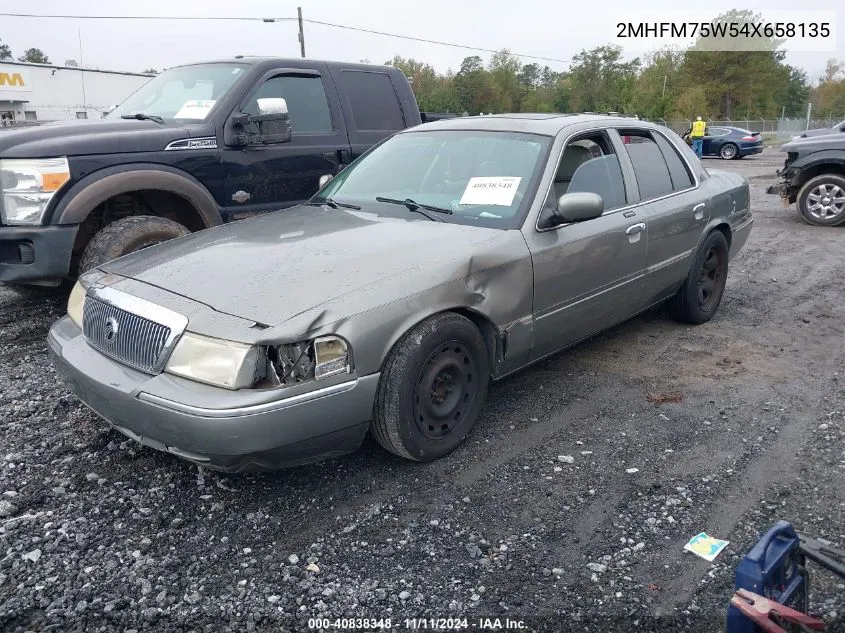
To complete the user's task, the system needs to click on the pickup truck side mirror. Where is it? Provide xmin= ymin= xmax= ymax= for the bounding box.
xmin=234 ymin=97 xmax=292 ymax=146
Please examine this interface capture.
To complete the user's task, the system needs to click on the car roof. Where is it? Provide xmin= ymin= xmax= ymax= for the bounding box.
xmin=404 ymin=113 xmax=664 ymax=136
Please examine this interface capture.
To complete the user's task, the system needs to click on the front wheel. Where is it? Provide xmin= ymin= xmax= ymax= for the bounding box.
xmin=719 ymin=143 xmax=738 ymax=160
xmin=372 ymin=312 xmax=490 ymax=462
xmin=668 ymin=230 xmax=730 ymax=324
xmin=79 ymin=215 xmax=191 ymax=273
xmin=796 ymin=174 xmax=845 ymax=227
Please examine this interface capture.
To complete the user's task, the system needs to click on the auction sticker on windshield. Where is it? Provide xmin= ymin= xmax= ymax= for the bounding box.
xmin=175 ymin=99 xmax=216 ymax=119
xmin=459 ymin=177 xmax=521 ymax=206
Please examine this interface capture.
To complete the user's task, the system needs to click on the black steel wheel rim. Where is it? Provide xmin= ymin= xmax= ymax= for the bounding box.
xmin=697 ymin=245 xmax=726 ymax=312
xmin=413 ymin=340 xmax=479 ymax=440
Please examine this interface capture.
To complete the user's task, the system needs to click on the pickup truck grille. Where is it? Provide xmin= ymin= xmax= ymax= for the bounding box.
xmin=82 ymin=296 xmax=172 ymax=374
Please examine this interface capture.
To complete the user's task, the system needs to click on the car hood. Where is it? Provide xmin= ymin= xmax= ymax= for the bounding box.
xmin=0 ymin=119 xmax=210 ymax=158
xmin=98 ymin=205 xmax=525 ymax=327
xmin=794 ymin=127 xmax=843 ymax=139
xmin=780 ymin=133 xmax=845 ymax=153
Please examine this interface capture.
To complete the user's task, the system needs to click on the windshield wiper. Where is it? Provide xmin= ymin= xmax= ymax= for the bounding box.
xmin=120 ymin=113 xmax=165 ymax=124
xmin=306 ymin=198 xmax=361 ymax=210
xmin=375 ymin=196 xmax=453 ymax=221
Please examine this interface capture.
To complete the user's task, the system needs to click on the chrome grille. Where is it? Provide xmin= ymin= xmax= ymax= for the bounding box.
xmin=82 ymin=297 xmax=172 ymax=373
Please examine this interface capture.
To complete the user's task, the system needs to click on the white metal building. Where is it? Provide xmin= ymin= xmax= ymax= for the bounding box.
xmin=0 ymin=61 xmax=153 ymax=124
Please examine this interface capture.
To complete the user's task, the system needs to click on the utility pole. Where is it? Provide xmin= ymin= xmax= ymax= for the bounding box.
xmin=806 ymin=102 xmax=812 ymax=130
xmin=662 ymin=75 xmax=667 ymax=99
xmin=297 ymin=7 xmax=305 ymax=58
xmin=781 ymin=106 xmax=785 ymax=120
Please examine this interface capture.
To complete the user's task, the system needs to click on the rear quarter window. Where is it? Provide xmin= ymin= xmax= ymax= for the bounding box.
xmin=341 ymin=70 xmax=405 ymax=131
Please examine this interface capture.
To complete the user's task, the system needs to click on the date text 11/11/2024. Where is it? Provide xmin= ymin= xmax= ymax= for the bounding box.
xmin=307 ymin=617 xmax=529 ymax=630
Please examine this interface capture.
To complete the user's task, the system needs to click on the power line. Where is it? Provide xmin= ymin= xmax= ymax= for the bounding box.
xmin=303 ymin=19 xmax=571 ymax=65
xmin=0 ymin=12 xmax=294 ymax=22
xmin=0 ymin=11 xmax=570 ymax=66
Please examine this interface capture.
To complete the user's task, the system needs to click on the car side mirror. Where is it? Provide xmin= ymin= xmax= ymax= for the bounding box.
xmin=318 ymin=174 xmax=333 ymax=188
xmin=538 ymin=192 xmax=604 ymax=229
xmin=234 ymin=97 xmax=292 ymax=145
xmin=557 ymin=192 xmax=604 ymax=222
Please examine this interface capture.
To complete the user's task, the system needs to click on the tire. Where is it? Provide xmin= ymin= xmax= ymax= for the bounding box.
xmin=372 ymin=312 xmax=490 ymax=462
xmin=795 ymin=174 xmax=845 ymax=227
xmin=668 ymin=230 xmax=730 ymax=325
xmin=79 ymin=215 xmax=191 ymax=273
xmin=719 ymin=143 xmax=738 ymax=160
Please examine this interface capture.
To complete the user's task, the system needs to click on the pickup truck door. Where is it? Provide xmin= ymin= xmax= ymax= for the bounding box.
xmin=327 ymin=66 xmax=418 ymax=159
xmin=219 ymin=65 xmax=353 ymax=220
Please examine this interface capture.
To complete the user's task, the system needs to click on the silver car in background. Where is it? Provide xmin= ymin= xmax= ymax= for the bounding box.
xmin=48 ymin=114 xmax=753 ymax=472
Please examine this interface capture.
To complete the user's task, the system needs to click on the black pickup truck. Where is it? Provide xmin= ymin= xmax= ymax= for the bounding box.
xmin=0 ymin=57 xmax=450 ymax=287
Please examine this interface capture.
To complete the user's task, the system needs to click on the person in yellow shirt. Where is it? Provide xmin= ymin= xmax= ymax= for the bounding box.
xmin=690 ymin=116 xmax=706 ymax=158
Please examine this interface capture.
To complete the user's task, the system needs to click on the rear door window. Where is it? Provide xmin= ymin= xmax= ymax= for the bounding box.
xmin=653 ymin=133 xmax=694 ymax=191
xmin=340 ymin=70 xmax=405 ymax=131
xmin=619 ymin=130 xmax=674 ymax=200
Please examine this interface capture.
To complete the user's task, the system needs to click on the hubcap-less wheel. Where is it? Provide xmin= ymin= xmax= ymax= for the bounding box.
xmin=414 ymin=341 xmax=479 ymax=440
xmin=697 ymin=245 xmax=726 ymax=312
xmin=720 ymin=144 xmax=737 ymax=159
xmin=806 ymin=183 xmax=845 ymax=222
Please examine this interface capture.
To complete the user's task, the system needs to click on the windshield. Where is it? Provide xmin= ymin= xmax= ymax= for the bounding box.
xmin=108 ymin=63 xmax=248 ymax=122
xmin=314 ymin=130 xmax=552 ymax=229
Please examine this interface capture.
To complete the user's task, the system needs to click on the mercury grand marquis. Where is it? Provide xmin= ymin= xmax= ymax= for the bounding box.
xmin=48 ymin=114 xmax=753 ymax=472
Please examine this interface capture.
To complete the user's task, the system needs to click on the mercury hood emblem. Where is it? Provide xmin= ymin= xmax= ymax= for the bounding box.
xmin=104 ymin=317 xmax=119 ymax=343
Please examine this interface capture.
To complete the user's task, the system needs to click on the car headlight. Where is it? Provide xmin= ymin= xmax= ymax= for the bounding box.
xmin=269 ymin=335 xmax=352 ymax=386
xmin=0 ymin=157 xmax=71 ymax=225
xmin=67 ymin=281 xmax=86 ymax=328
xmin=165 ymin=332 xmax=261 ymax=390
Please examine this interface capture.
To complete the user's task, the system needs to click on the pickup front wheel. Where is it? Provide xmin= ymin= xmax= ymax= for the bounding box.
xmin=372 ymin=312 xmax=490 ymax=462
xmin=79 ymin=215 xmax=191 ymax=273
xmin=796 ymin=174 xmax=845 ymax=226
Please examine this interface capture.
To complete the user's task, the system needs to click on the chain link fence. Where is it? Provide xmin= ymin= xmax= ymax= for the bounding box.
xmin=647 ymin=117 xmax=843 ymax=142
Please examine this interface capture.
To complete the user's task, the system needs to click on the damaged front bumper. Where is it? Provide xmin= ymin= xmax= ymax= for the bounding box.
xmin=47 ymin=315 xmax=379 ymax=472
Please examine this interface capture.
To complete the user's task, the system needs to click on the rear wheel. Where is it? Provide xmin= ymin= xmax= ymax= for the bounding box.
xmin=372 ymin=312 xmax=490 ymax=462
xmin=796 ymin=174 xmax=845 ymax=227
xmin=668 ymin=230 xmax=730 ymax=324
xmin=79 ymin=215 xmax=191 ymax=273
xmin=719 ymin=143 xmax=738 ymax=160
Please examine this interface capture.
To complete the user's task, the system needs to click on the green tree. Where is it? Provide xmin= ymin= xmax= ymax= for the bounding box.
xmin=487 ymin=49 xmax=522 ymax=112
xmin=814 ymin=59 xmax=845 ymax=121
xmin=630 ymin=47 xmax=685 ymax=119
xmin=18 ymin=48 xmax=49 ymax=64
xmin=453 ymin=55 xmax=494 ymax=114
xmin=683 ymin=10 xmax=787 ymax=118
xmin=567 ymin=45 xmax=639 ymax=112
xmin=0 ymin=38 xmax=11 ymax=61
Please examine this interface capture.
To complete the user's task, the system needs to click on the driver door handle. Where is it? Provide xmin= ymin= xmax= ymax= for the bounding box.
xmin=625 ymin=222 xmax=646 ymax=235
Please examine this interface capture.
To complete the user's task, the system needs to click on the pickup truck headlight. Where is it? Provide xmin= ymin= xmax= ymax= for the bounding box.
xmin=165 ymin=332 xmax=261 ymax=390
xmin=0 ymin=158 xmax=71 ymax=225
xmin=67 ymin=281 xmax=87 ymax=328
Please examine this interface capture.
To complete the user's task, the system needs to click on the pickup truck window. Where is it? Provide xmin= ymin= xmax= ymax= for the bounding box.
xmin=242 ymin=75 xmax=333 ymax=134
xmin=339 ymin=70 xmax=405 ymax=131
xmin=315 ymin=129 xmax=551 ymax=229
xmin=108 ymin=63 xmax=247 ymax=121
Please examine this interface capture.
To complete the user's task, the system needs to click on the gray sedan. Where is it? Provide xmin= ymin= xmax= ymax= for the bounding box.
xmin=48 ymin=114 xmax=753 ymax=472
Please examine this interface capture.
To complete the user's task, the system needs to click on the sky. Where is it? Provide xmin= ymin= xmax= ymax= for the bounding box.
xmin=0 ymin=0 xmax=842 ymax=82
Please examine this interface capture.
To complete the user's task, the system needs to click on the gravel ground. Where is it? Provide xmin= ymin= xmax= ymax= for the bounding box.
xmin=1 ymin=148 xmax=844 ymax=633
